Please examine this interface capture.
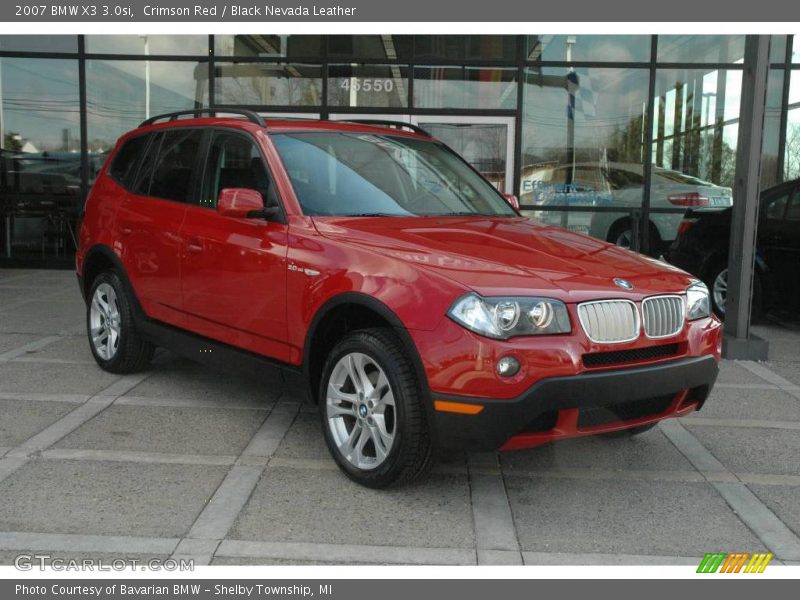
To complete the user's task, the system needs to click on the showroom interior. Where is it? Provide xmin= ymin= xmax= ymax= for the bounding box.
xmin=0 ymin=34 xmax=798 ymax=348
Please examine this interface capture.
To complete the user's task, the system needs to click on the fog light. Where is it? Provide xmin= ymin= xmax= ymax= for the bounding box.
xmin=496 ymin=356 xmax=520 ymax=377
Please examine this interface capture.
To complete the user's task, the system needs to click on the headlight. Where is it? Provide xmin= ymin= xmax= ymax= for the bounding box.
xmin=686 ymin=281 xmax=710 ymax=320
xmin=447 ymin=293 xmax=571 ymax=340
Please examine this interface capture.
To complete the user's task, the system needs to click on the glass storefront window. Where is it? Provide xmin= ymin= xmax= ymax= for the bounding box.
xmin=414 ymin=36 xmax=516 ymax=62
xmin=86 ymin=60 xmax=208 ymax=156
xmin=785 ymin=71 xmax=800 ymax=180
xmin=85 ymin=35 xmax=209 ymax=56
xmin=652 ymin=69 xmax=741 ymax=189
xmin=215 ymin=35 xmax=322 ymax=60
xmin=770 ymin=36 xmax=789 ymax=63
xmin=648 ymin=68 xmax=739 ymax=249
xmin=524 ymin=209 xmax=632 ymax=242
xmin=328 ymin=35 xmax=412 ymax=62
xmin=414 ymin=67 xmax=516 ymax=109
xmin=762 ymin=69 xmax=786 ymax=188
xmin=328 ymin=64 xmax=409 ymax=108
xmin=521 ymin=67 xmax=650 ymax=247
xmin=657 ymin=36 xmax=746 ymax=64
xmin=793 ymin=35 xmax=800 ymax=63
xmin=215 ymin=63 xmax=322 ymax=107
xmin=0 ymin=36 xmax=77 ymax=53
xmin=0 ymin=58 xmax=81 ymax=261
xmin=527 ymin=35 xmax=651 ymax=63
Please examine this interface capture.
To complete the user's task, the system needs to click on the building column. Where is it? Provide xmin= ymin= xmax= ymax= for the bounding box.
xmin=722 ymin=35 xmax=771 ymax=360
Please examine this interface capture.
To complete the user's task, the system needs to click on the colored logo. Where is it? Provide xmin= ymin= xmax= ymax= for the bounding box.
xmin=613 ymin=278 xmax=633 ymax=290
xmin=697 ymin=552 xmax=773 ymax=573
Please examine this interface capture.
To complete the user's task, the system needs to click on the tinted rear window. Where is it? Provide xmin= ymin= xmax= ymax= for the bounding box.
xmin=109 ymin=134 xmax=149 ymax=188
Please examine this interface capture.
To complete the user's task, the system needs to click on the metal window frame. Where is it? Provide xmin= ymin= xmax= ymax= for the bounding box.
xmin=1 ymin=33 xmax=795 ymax=266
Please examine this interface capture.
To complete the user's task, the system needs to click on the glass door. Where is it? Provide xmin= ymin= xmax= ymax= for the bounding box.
xmin=411 ymin=116 xmax=515 ymax=193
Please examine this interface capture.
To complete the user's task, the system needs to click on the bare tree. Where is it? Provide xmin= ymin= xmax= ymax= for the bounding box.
xmin=784 ymin=120 xmax=800 ymax=181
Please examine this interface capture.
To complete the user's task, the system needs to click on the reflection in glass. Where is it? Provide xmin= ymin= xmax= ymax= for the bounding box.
xmin=762 ymin=69 xmax=786 ymax=188
xmin=419 ymin=122 xmax=509 ymax=191
xmin=86 ymin=60 xmax=208 ymax=154
xmin=0 ymin=35 xmax=77 ymax=53
xmin=215 ymin=35 xmax=322 ymax=59
xmin=657 ymin=36 xmax=745 ymax=64
xmin=86 ymin=35 xmax=208 ymax=56
xmin=786 ymin=72 xmax=800 ymax=180
xmin=527 ymin=35 xmax=651 ymax=63
xmin=521 ymin=67 xmax=650 ymax=221
xmin=215 ymin=63 xmax=322 ymax=106
xmin=653 ymin=69 xmax=741 ymax=188
xmin=414 ymin=36 xmax=515 ymax=61
xmin=414 ymin=67 xmax=517 ymax=109
xmin=793 ymin=35 xmax=800 ymax=63
xmin=328 ymin=65 xmax=409 ymax=108
xmin=0 ymin=58 xmax=81 ymax=261
xmin=328 ymin=35 xmax=412 ymax=61
xmin=524 ymin=209 xmax=631 ymax=241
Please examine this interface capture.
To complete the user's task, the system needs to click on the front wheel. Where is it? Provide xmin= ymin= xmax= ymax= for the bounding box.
xmin=87 ymin=270 xmax=154 ymax=373
xmin=319 ymin=328 xmax=432 ymax=488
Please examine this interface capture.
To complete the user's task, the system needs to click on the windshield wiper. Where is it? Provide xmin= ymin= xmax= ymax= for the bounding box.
xmin=345 ymin=212 xmax=408 ymax=217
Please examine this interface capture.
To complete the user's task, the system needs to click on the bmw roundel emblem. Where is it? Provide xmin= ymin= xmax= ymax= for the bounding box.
xmin=614 ymin=278 xmax=634 ymax=290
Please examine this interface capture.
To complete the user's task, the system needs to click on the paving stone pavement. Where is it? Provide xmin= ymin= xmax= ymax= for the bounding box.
xmin=1 ymin=269 xmax=799 ymax=566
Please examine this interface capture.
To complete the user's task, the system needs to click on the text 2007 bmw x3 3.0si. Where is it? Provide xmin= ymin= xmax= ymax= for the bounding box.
xmin=76 ymin=110 xmax=722 ymax=488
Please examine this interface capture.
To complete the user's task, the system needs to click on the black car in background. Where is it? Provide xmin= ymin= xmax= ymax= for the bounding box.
xmin=667 ymin=179 xmax=800 ymax=318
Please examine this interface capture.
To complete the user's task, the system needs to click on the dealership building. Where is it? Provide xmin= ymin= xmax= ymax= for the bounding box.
xmin=0 ymin=34 xmax=797 ymax=353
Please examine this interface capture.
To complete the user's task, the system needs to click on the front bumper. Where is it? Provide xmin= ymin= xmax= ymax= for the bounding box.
xmin=433 ymin=354 xmax=718 ymax=451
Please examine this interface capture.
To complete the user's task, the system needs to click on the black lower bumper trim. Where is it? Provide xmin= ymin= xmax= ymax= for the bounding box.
xmin=433 ymin=355 xmax=718 ymax=451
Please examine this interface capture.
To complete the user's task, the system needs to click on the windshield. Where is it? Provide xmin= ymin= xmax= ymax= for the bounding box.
xmin=271 ymin=132 xmax=517 ymax=217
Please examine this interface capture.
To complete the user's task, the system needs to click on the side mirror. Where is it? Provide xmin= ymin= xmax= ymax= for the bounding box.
xmin=503 ymin=193 xmax=520 ymax=210
xmin=217 ymin=188 xmax=278 ymax=219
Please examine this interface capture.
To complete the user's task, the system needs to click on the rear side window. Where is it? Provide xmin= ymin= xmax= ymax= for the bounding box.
xmin=109 ymin=134 xmax=149 ymax=188
xmin=132 ymin=129 xmax=203 ymax=202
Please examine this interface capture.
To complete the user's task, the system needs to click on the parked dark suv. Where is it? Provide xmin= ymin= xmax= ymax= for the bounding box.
xmin=668 ymin=179 xmax=800 ymax=317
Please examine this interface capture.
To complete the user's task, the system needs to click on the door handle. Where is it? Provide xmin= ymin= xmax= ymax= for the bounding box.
xmin=186 ymin=239 xmax=203 ymax=254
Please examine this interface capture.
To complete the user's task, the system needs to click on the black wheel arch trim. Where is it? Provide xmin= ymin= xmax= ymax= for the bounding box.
xmin=303 ymin=292 xmax=437 ymax=442
xmin=79 ymin=244 xmax=144 ymax=315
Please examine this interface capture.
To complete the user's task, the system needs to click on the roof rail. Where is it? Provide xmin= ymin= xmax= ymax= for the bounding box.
xmin=343 ymin=119 xmax=430 ymax=136
xmin=139 ymin=109 xmax=265 ymax=128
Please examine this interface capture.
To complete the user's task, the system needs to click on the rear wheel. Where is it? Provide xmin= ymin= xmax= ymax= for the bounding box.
xmin=319 ymin=328 xmax=432 ymax=488
xmin=706 ymin=259 xmax=762 ymax=320
xmin=607 ymin=219 xmax=663 ymax=257
xmin=87 ymin=271 xmax=154 ymax=373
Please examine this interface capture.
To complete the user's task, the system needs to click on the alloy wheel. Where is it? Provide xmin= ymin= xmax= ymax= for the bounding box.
xmin=89 ymin=283 xmax=121 ymax=360
xmin=615 ymin=229 xmax=633 ymax=248
xmin=713 ymin=268 xmax=728 ymax=315
xmin=325 ymin=352 xmax=396 ymax=470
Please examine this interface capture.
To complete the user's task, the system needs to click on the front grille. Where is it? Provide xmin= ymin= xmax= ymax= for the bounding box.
xmin=642 ymin=295 xmax=685 ymax=338
xmin=582 ymin=343 xmax=680 ymax=368
xmin=577 ymin=394 xmax=675 ymax=428
xmin=577 ymin=299 xmax=639 ymax=343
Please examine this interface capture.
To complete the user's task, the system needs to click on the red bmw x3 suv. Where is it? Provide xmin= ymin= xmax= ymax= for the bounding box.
xmin=76 ymin=110 xmax=722 ymax=487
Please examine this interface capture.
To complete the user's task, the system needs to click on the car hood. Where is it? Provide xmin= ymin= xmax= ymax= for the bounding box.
xmin=312 ymin=216 xmax=696 ymax=303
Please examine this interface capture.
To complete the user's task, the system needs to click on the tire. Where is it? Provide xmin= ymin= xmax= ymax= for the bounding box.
xmin=607 ymin=219 xmax=663 ymax=257
xmin=86 ymin=270 xmax=154 ymax=374
xmin=319 ymin=328 xmax=433 ymax=488
xmin=601 ymin=423 xmax=658 ymax=438
xmin=706 ymin=260 xmax=762 ymax=320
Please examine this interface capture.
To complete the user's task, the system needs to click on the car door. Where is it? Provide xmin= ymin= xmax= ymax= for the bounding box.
xmin=179 ymin=129 xmax=291 ymax=362
xmin=759 ymin=183 xmax=800 ymax=310
xmin=115 ymin=128 xmax=203 ymax=325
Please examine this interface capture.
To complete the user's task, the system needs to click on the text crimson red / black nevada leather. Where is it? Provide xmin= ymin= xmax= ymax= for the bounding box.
xmin=76 ymin=111 xmax=722 ymax=487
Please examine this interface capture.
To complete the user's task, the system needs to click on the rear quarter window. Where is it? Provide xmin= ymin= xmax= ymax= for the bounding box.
xmin=108 ymin=134 xmax=150 ymax=188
